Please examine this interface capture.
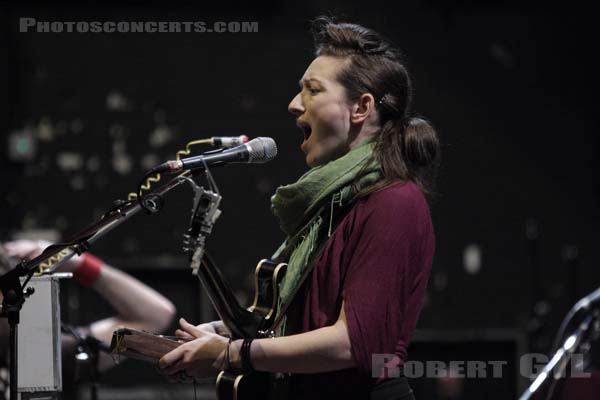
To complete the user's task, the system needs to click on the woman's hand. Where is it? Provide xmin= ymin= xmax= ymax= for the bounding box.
xmin=175 ymin=320 xmax=231 ymax=341
xmin=3 ymin=239 xmax=83 ymax=272
xmin=159 ymin=318 xmax=229 ymax=381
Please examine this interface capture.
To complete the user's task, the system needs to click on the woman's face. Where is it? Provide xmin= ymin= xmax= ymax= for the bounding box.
xmin=288 ymin=55 xmax=355 ymax=167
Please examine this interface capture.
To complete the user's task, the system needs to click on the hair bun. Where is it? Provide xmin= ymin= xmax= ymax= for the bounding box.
xmin=402 ymin=117 xmax=440 ymax=169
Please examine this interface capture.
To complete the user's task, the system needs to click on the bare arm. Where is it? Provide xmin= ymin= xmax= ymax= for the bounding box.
xmin=88 ymin=262 xmax=176 ymax=371
xmin=159 ymin=302 xmax=354 ymax=378
xmin=87 ymin=263 xmax=176 ymax=344
xmin=4 ymin=240 xmax=176 ymax=371
xmin=230 ymin=302 xmax=354 ymax=373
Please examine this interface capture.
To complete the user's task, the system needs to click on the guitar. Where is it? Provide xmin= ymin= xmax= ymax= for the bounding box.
xmin=185 ymin=188 xmax=287 ymax=399
xmin=110 ymin=328 xmax=184 ymax=363
xmin=110 ymin=257 xmax=286 ymax=398
xmin=111 ymin=185 xmax=287 ymax=399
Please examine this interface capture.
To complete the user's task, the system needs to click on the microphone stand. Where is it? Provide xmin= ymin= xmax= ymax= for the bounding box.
xmin=62 ymin=324 xmax=111 ymax=400
xmin=518 ymin=308 xmax=600 ymax=400
xmin=0 ymin=170 xmax=195 ymax=400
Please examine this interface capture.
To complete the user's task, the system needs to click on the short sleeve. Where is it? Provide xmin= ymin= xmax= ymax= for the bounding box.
xmin=342 ymin=183 xmax=434 ymax=377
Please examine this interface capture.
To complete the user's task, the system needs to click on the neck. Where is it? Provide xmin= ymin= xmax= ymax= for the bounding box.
xmin=347 ymin=123 xmax=378 ymax=151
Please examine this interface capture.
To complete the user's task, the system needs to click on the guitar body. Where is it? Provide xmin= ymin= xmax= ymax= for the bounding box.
xmin=214 ymin=259 xmax=287 ymax=400
xmin=247 ymin=259 xmax=287 ymax=326
xmin=216 ymin=370 xmax=271 ymax=400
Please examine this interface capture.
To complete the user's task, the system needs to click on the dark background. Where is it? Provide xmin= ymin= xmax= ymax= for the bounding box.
xmin=1 ymin=1 xmax=599 ymax=399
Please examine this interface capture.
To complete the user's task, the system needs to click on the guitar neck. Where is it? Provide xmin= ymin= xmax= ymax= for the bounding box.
xmin=195 ymin=255 xmax=263 ymax=339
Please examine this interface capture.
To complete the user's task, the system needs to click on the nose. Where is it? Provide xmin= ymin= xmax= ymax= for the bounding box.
xmin=288 ymin=92 xmax=304 ymax=116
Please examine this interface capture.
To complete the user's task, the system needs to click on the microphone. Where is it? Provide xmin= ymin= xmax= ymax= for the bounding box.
xmin=211 ymin=135 xmax=249 ymax=147
xmin=151 ymin=137 xmax=277 ymax=174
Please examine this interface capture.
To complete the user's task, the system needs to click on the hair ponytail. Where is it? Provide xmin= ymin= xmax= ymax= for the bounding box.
xmin=370 ymin=116 xmax=439 ymax=196
xmin=401 ymin=117 xmax=440 ymax=192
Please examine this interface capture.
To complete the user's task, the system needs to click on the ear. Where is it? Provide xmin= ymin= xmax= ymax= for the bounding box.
xmin=350 ymin=93 xmax=376 ymax=124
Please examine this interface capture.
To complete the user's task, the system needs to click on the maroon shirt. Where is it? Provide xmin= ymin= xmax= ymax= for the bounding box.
xmin=285 ymin=181 xmax=435 ymax=399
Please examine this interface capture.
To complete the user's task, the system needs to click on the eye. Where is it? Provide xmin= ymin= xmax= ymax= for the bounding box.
xmin=308 ymin=87 xmax=319 ymax=95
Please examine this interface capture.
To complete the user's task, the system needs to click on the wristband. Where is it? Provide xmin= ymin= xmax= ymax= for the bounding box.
xmin=73 ymin=253 xmax=103 ymax=286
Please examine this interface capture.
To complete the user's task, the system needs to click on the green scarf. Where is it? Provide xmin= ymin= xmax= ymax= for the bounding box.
xmin=270 ymin=140 xmax=382 ymax=334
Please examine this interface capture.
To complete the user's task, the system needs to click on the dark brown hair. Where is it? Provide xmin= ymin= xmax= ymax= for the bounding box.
xmin=312 ymin=17 xmax=440 ymax=196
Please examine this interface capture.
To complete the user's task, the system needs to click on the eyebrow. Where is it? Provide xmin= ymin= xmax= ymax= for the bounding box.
xmin=299 ymin=77 xmax=323 ymax=87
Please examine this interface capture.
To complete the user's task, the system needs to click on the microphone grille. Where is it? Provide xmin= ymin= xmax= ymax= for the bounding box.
xmin=246 ymin=137 xmax=278 ymax=163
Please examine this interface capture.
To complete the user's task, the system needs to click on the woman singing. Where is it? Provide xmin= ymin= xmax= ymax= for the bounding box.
xmin=159 ymin=17 xmax=440 ymax=400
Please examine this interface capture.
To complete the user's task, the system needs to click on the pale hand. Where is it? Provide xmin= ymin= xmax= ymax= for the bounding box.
xmin=159 ymin=318 xmax=229 ymax=381
xmin=175 ymin=320 xmax=231 ymax=341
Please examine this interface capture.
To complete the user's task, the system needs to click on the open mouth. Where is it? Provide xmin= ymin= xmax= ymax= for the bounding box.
xmin=297 ymin=120 xmax=312 ymax=141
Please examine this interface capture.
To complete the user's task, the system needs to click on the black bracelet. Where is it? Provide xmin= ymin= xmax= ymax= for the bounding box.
xmin=240 ymin=338 xmax=255 ymax=374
